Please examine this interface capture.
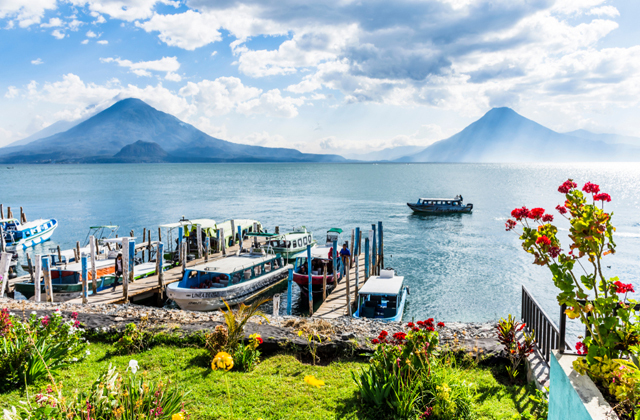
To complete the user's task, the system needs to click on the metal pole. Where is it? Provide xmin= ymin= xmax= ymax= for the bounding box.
xmin=355 ymin=227 xmax=360 ymax=256
xmin=197 ymin=224 xmax=203 ymax=259
xmin=307 ymin=245 xmax=313 ymax=316
xmin=287 ymin=268 xmax=293 ymax=315
xmin=559 ymin=303 xmax=567 ymax=353
xmin=364 ymin=237 xmax=370 ymax=280
xmin=81 ymin=255 xmax=88 ymax=304
xmin=238 ymin=225 xmax=243 ymax=252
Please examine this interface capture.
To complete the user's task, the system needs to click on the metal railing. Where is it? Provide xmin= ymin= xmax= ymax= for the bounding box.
xmin=521 ymin=285 xmax=568 ymax=363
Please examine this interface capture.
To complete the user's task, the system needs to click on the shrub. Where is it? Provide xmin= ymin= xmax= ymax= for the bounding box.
xmin=114 ymin=315 xmax=151 ymax=355
xmin=496 ymin=314 xmax=535 ymax=382
xmin=220 ymin=297 xmax=269 ymax=351
xmin=232 ymin=333 xmax=263 ymax=372
xmin=204 ymin=325 xmax=229 ymax=358
xmin=4 ymin=361 xmax=189 ymax=420
xmin=0 ymin=309 xmax=87 ymax=390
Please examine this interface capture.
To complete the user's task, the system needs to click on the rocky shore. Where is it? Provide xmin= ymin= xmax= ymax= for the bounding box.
xmin=0 ymin=299 xmax=502 ymax=358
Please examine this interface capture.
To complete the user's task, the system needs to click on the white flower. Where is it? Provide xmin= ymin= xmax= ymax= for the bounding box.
xmin=9 ymin=312 xmax=15 ymax=316
xmin=31 ymin=311 xmax=37 ymax=315
xmin=128 ymin=360 xmax=139 ymax=375
xmin=85 ymin=350 xmax=91 ymax=356
xmin=72 ymin=357 xmax=78 ymax=362
xmin=3 ymin=406 xmax=17 ymax=420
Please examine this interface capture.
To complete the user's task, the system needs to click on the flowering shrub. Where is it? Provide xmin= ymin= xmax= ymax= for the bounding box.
xmin=0 ymin=309 xmax=87 ymax=390
xmin=114 ymin=315 xmax=151 ymax=355
xmin=211 ymin=351 xmax=234 ymax=371
xmin=495 ymin=314 xmax=535 ymax=382
xmin=204 ymin=325 xmax=229 ymax=358
xmin=4 ymin=362 xmax=189 ymax=420
xmin=506 ymin=180 xmax=640 ymax=416
xmin=233 ymin=333 xmax=263 ymax=371
xmin=353 ymin=320 xmax=474 ymax=419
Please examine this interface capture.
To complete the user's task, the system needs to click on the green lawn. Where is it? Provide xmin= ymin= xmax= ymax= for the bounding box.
xmin=0 ymin=343 xmax=538 ymax=419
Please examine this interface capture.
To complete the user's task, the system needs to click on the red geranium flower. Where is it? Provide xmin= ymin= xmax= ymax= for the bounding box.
xmin=412 ymin=327 xmax=420 ymax=332
xmin=614 ymin=281 xmax=635 ymax=294
xmin=256 ymin=337 xmax=264 ymax=344
xmin=505 ymin=219 xmax=517 ymax=231
xmin=407 ymin=322 xmax=415 ymax=328
xmin=426 ymin=318 xmax=434 ymax=323
xmin=576 ymin=341 xmax=587 ymax=355
xmin=437 ymin=322 xmax=445 ymax=328
xmin=536 ymin=235 xmax=551 ymax=247
xmin=558 ymin=179 xmax=577 ymax=194
xmin=549 ymin=246 xmax=561 ymax=258
xmin=527 ymin=208 xmax=545 ymax=220
xmin=542 ymin=214 xmax=554 ymax=223
xmin=416 ymin=320 xmax=425 ymax=326
xmin=371 ymin=338 xmax=380 ymax=344
xmin=379 ymin=330 xmax=388 ymax=338
xmin=555 ymin=205 xmax=568 ymax=215
xmin=594 ymin=193 xmax=611 ymax=203
xmin=393 ymin=332 xmax=407 ymax=341
xmin=426 ymin=326 xmax=435 ymax=332
xmin=511 ymin=206 xmax=529 ymax=221
xmin=582 ymin=182 xmax=600 ymax=194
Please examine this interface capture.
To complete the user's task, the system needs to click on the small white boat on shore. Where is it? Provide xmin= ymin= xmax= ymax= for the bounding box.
xmin=353 ymin=269 xmax=409 ymax=322
xmin=166 ymin=248 xmax=291 ymax=311
xmin=1 ymin=217 xmax=58 ymax=251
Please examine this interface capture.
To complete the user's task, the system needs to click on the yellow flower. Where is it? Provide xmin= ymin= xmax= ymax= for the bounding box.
xmin=172 ymin=413 xmax=185 ymax=420
xmin=304 ymin=375 xmax=325 ymax=388
xmin=565 ymin=306 xmax=581 ymax=319
xmin=298 ymin=331 xmax=303 ymax=337
xmin=211 ymin=351 xmax=234 ymax=371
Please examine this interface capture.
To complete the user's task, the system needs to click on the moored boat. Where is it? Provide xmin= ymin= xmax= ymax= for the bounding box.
xmin=353 ymin=269 xmax=409 ymax=322
xmin=407 ymin=195 xmax=473 ymax=214
xmin=292 ymin=244 xmax=343 ymax=292
xmin=166 ymin=248 xmax=291 ymax=311
xmin=264 ymin=227 xmax=316 ymax=261
xmin=1 ymin=217 xmax=58 ymax=251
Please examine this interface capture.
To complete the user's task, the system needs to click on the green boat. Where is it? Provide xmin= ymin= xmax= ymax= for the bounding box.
xmin=262 ymin=227 xmax=317 ymax=261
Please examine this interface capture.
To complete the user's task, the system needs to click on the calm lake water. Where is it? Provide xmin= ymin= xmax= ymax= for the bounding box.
xmin=2 ymin=163 xmax=639 ymax=333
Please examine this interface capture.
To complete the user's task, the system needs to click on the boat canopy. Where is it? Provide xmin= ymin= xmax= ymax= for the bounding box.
xmin=0 ymin=218 xmax=18 ymax=223
xmin=159 ymin=219 xmax=217 ymax=229
xmin=188 ymin=253 xmax=275 ymax=274
xmin=358 ymin=275 xmax=405 ymax=296
xmin=247 ymin=232 xmax=279 ymax=237
xmin=327 ymin=228 xmax=343 ymax=234
xmin=102 ymin=237 xmax=136 ymax=243
xmin=292 ymin=245 xmax=333 ymax=260
xmin=89 ymin=225 xmax=119 ymax=229
xmin=419 ymin=198 xmax=461 ymax=202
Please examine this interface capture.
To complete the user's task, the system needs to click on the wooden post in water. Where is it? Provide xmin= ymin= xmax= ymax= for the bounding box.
xmin=76 ymin=241 xmax=81 ymax=263
xmin=307 ymin=245 xmax=313 ymax=316
xmin=42 ymin=256 xmax=53 ymax=302
xmin=332 ymin=239 xmax=338 ymax=284
xmin=6 ymin=207 xmax=12 ymax=219
xmin=57 ymin=245 xmax=62 ymax=263
xmin=147 ymin=229 xmax=152 ymax=262
xmin=89 ymin=236 xmax=97 ymax=294
xmin=220 ymin=228 xmax=226 ymax=256
xmin=122 ymin=238 xmax=129 ymax=300
xmin=158 ymin=227 xmax=162 ymax=243
xmin=273 ymin=293 xmax=281 ymax=317
xmin=34 ymin=255 xmax=42 ymax=302
xmin=130 ymin=229 xmax=134 ymax=238
xmin=196 ymin=225 xmax=203 ymax=259
xmin=73 ymin=248 xmax=78 ymax=263
xmin=378 ymin=221 xmax=383 ymax=271
xmin=275 ymin=226 xmax=280 ymax=234
xmin=286 ymin=268 xmax=293 ymax=315
xmin=0 ymin=204 xmax=3 ymax=219
xmin=350 ymin=229 xmax=355 ymax=268
xmin=20 ymin=207 xmax=25 ymax=223
xmin=355 ymin=251 xmax=360 ymax=305
xmin=230 ymin=220 xmax=236 ymax=246
xmin=81 ymin=255 xmax=88 ymax=304
xmin=0 ymin=252 xmax=11 ymax=298
xmin=26 ymin=253 xmax=34 ymax=282
xmin=355 ymin=227 xmax=360 ymax=256
xmin=322 ymin=262 xmax=328 ymax=301
xmin=371 ymin=224 xmax=377 ymax=275
xmin=142 ymin=228 xmax=146 ymax=262
xmin=364 ymin=238 xmax=370 ymax=281
xmin=345 ymin=255 xmax=351 ymax=317
xmin=157 ymin=242 xmax=165 ymax=289
xmin=205 ymin=234 xmax=210 ymax=262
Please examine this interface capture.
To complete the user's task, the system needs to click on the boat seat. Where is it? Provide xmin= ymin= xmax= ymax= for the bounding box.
xmin=361 ymin=306 xmax=375 ymax=318
xmin=364 ymin=300 xmax=377 ymax=308
xmin=384 ymin=308 xmax=396 ymax=318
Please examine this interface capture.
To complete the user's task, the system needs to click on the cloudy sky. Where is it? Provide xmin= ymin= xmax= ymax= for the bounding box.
xmin=1 ymin=0 xmax=639 ymax=153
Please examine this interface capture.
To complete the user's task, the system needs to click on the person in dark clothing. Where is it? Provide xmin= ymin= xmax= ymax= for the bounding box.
xmin=112 ymin=253 xmax=124 ymax=291
xmin=339 ymin=242 xmax=351 ymax=271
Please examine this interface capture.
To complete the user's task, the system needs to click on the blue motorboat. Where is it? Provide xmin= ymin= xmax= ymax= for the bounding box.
xmin=353 ymin=270 xmax=408 ymax=322
xmin=407 ymin=195 xmax=473 ymax=214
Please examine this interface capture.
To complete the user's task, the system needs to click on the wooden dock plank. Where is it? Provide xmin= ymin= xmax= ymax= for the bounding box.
xmin=313 ymin=253 xmax=367 ymax=319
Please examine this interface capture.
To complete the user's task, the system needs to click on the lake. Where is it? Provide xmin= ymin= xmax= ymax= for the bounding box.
xmin=2 ymin=162 xmax=639 ymax=334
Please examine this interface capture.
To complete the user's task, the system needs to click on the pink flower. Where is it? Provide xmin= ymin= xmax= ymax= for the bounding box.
xmin=558 ymin=179 xmax=577 ymax=194
xmin=582 ymin=182 xmax=600 ymax=194
xmin=555 ymin=205 xmax=568 ymax=215
xmin=41 ymin=316 xmax=50 ymax=327
xmin=542 ymin=214 xmax=554 ymax=223
xmin=505 ymin=219 xmax=517 ymax=231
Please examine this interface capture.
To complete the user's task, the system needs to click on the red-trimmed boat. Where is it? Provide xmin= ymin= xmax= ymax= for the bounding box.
xmin=292 ymin=228 xmax=344 ymax=292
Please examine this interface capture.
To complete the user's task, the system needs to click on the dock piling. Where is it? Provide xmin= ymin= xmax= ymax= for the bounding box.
xmin=157 ymin=242 xmax=165 ymax=290
xmin=142 ymin=228 xmax=146 ymax=261
xmin=177 ymin=227 xmax=183 ymax=264
xmin=0 ymin=204 xmax=3 ymax=219
xmin=322 ymin=262 xmax=327 ymax=301
xmin=307 ymin=245 xmax=313 ymax=316
xmin=20 ymin=206 xmax=26 ymax=223
xmin=378 ymin=221 xmax=383 ymax=271
xmin=286 ymin=268 xmax=293 ymax=315
xmin=122 ymin=238 xmax=129 ymax=300
xmin=355 ymin=249 xmax=360 ymax=305
xmin=57 ymin=245 xmax=62 ymax=264
xmin=344 ymin=255 xmax=351 ymax=317
xmin=273 ymin=293 xmax=281 ymax=317
xmin=237 ymin=226 xmax=242 ymax=252
xmin=181 ymin=242 xmax=187 ymax=274
xmin=90 ymin=236 xmax=97 ymax=294
xmin=148 ymin=229 xmax=152 ymax=262
xmin=42 ymin=256 xmax=52 ymax=302
xmin=81 ymin=255 xmax=88 ymax=304
xmin=197 ymin=224 xmax=203 ymax=259
xmin=26 ymin=253 xmax=34 ymax=282
xmin=6 ymin=207 xmax=11 ymax=219
xmin=364 ymin=238 xmax=370 ymax=281
xmin=205 ymin=234 xmax=210 ymax=262
xmin=230 ymin=220 xmax=236 ymax=245
xmin=221 ymin=228 xmax=226 ymax=256
xmin=34 ymin=255 xmax=42 ymax=302
xmin=371 ymin=225 xmax=377 ymax=275
xmin=332 ymin=240 xmax=338 ymax=284
xmin=0 ymin=252 xmax=11 ymax=298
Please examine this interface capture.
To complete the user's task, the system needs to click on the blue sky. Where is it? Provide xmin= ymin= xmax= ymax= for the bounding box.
xmin=1 ymin=0 xmax=639 ymax=154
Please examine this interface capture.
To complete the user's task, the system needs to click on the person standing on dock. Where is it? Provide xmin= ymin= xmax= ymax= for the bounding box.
xmin=340 ymin=242 xmax=351 ymax=274
xmin=112 ymin=253 xmax=124 ymax=291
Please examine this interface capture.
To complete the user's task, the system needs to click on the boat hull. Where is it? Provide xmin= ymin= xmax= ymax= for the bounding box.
xmin=407 ymin=203 xmax=473 ymax=214
xmin=14 ymin=276 xmax=118 ymax=301
xmin=6 ymin=222 xmax=58 ymax=252
xmin=167 ymin=265 xmax=292 ymax=311
xmin=353 ymin=287 xmax=409 ymax=322
xmin=292 ymin=272 xmax=340 ymax=289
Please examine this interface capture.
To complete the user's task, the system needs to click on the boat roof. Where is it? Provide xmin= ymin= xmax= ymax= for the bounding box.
xmin=419 ymin=198 xmax=461 ymax=202
xmin=292 ymin=245 xmax=333 ymax=260
xmin=359 ymin=275 xmax=405 ymax=296
xmin=327 ymin=228 xmax=343 ymax=233
xmin=102 ymin=237 xmax=136 ymax=243
xmin=159 ymin=218 xmax=217 ymax=229
xmin=247 ymin=232 xmax=279 ymax=237
xmin=187 ymin=253 xmax=275 ymax=274
xmin=89 ymin=225 xmax=119 ymax=229
xmin=0 ymin=218 xmax=18 ymax=223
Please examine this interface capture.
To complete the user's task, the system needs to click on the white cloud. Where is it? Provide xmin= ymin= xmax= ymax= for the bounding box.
xmin=68 ymin=19 xmax=83 ymax=31
xmin=211 ymin=51 xmax=217 ymax=57
xmin=100 ymin=56 xmax=180 ymax=79
xmin=5 ymin=86 xmax=19 ymax=98
xmin=40 ymin=17 xmax=62 ymax=27
xmin=31 ymin=58 xmax=44 ymax=65
xmin=51 ymin=29 xmax=65 ymax=39
xmin=179 ymin=77 xmax=262 ymax=116
xmin=97 ymin=40 xmax=108 ymax=44
xmin=93 ymin=14 xmax=106 ymax=24
xmin=0 ymin=0 xmax=57 ymax=27
xmin=67 ymin=0 xmax=179 ymax=22
xmin=136 ymin=10 xmax=222 ymax=50
xmin=86 ymin=30 xmax=97 ymax=38
xmin=81 ymin=39 xmax=89 ymax=44
xmin=236 ymin=89 xmax=304 ymax=118
xmin=588 ymin=6 xmax=620 ymax=18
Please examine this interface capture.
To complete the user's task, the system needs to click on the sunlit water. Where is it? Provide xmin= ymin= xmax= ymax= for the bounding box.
xmin=2 ymin=163 xmax=639 ymax=340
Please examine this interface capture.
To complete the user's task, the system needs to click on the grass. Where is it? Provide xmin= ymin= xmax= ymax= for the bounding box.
xmin=0 ymin=343 xmax=539 ymax=419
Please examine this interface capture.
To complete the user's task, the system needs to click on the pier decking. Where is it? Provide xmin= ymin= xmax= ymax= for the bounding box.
xmin=313 ymin=253 xmax=367 ymax=319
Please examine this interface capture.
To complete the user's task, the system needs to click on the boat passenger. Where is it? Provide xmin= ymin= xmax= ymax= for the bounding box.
xmin=111 ymin=253 xmax=124 ymax=291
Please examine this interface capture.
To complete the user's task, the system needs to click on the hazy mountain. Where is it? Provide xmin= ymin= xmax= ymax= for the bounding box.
xmin=0 ymin=98 xmax=346 ymax=163
xmin=6 ymin=115 xmax=92 ymax=148
xmin=564 ymin=129 xmax=640 ymax=146
xmin=397 ymin=107 xmax=640 ymax=162
xmin=113 ymin=140 xmax=168 ymax=162
xmin=347 ymin=145 xmax=425 ymax=161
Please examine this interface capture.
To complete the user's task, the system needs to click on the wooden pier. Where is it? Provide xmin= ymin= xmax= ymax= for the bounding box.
xmin=313 ymin=253 xmax=367 ymax=319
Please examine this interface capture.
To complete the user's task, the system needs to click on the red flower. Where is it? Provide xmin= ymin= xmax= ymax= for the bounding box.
xmin=527 ymin=208 xmax=545 ymax=220
xmin=555 ymin=205 xmax=568 ymax=215
xmin=614 ymin=281 xmax=635 ymax=294
xmin=256 ymin=337 xmax=264 ymax=344
xmin=505 ymin=219 xmax=517 ymax=231
xmin=594 ymin=193 xmax=611 ymax=203
xmin=412 ymin=327 xmax=420 ymax=332
xmin=416 ymin=320 xmax=425 ymax=326
xmin=426 ymin=318 xmax=434 ymax=323
xmin=71 ymin=312 xmax=78 ymax=320
xmin=41 ymin=316 xmax=50 ymax=327
xmin=576 ymin=341 xmax=587 ymax=355
xmin=582 ymin=182 xmax=600 ymax=194
xmin=420 ymin=407 xmax=433 ymax=419
xmin=542 ymin=214 xmax=554 ymax=223
xmin=511 ymin=206 xmax=529 ymax=221
xmin=549 ymin=246 xmax=561 ymax=258
xmin=371 ymin=338 xmax=380 ymax=344
xmin=437 ymin=322 xmax=445 ymax=328
xmin=558 ymin=179 xmax=577 ymax=194
xmin=392 ymin=332 xmax=407 ymax=341
xmin=536 ymin=235 xmax=551 ymax=247
xmin=407 ymin=322 xmax=415 ymax=328
xmin=426 ymin=326 xmax=435 ymax=332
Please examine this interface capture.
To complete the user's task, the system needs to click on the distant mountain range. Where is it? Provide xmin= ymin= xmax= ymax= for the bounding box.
xmin=1 ymin=100 xmax=639 ymax=163
xmin=396 ymin=108 xmax=640 ymax=162
xmin=0 ymin=98 xmax=346 ymax=163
